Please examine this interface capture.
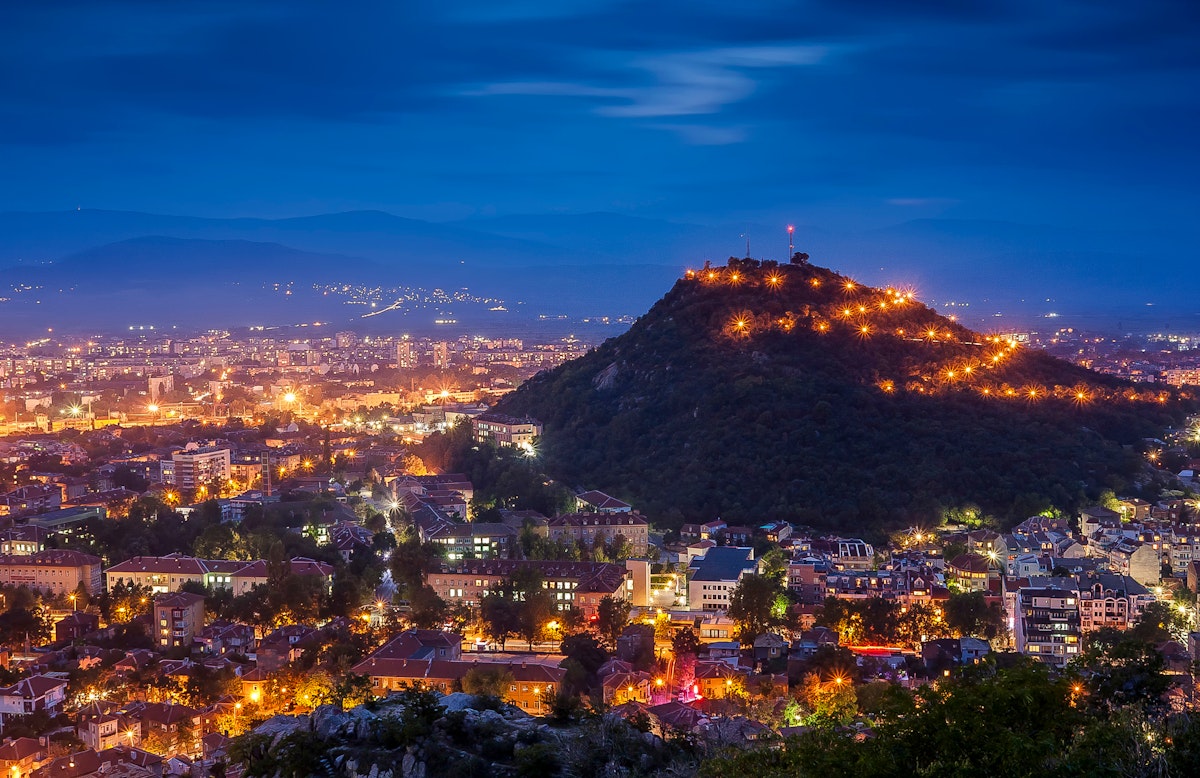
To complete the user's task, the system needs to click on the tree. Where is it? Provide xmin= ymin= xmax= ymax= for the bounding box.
xmin=595 ymin=595 xmax=631 ymax=650
xmin=462 ymin=665 xmax=515 ymax=700
xmin=0 ymin=605 xmax=50 ymax=648
xmin=895 ymin=601 xmax=950 ymax=649
xmin=517 ymin=588 xmax=556 ymax=651
xmin=401 ymin=454 xmax=429 ymax=476
xmin=329 ymin=673 xmax=372 ymax=710
xmin=699 ymin=661 xmax=1086 ymax=778
xmin=1074 ymin=628 xmax=1171 ymax=714
xmin=816 ymin=596 xmax=900 ymax=646
xmin=673 ymin=626 xmax=701 ymax=693
xmin=480 ymin=588 xmax=520 ymax=650
xmin=728 ymin=574 xmax=787 ymax=645
xmin=1129 ymin=600 xmax=1190 ymax=643
xmin=560 ymin=632 xmax=609 ymax=696
xmin=758 ymin=547 xmax=788 ymax=585
xmin=944 ymin=590 xmax=1006 ymax=641
xmin=797 ymin=672 xmax=857 ymax=727
xmin=408 ymin=585 xmax=448 ymax=630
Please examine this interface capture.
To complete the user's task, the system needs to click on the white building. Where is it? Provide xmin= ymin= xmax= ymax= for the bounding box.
xmin=687 ymin=547 xmax=757 ymax=612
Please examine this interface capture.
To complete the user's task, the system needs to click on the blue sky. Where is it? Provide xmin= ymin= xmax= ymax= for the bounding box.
xmin=1 ymin=0 xmax=1197 ymax=231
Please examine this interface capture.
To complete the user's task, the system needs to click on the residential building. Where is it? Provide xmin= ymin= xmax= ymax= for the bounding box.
xmin=127 ymin=701 xmax=202 ymax=757
xmin=947 ymin=553 xmax=992 ymax=592
xmin=104 ymin=554 xmax=332 ymax=594
xmin=1014 ymin=586 xmax=1081 ymax=668
xmin=351 ymin=630 xmax=563 ymax=712
xmin=425 ymin=522 xmax=517 ymax=561
xmin=575 ymin=491 xmax=632 ymax=513
xmin=77 ymin=706 xmax=140 ymax=752
xmin=546 ymin=512 xmax=650 ymax=557
xmin=397 ymin=339 xmax=416 ymax=369
xmin=1076 ymin=573 xmax=1153 ymax=633
xmin=0 ymin=676 xmax=67 ymax=726
xmin=255 ymin=625 xmax=318 ymax=673
xmin=694 ymin=661 xmax=748 ymax=700
xmin=55 ymin=611 xmax=100 ymax=643
xmin=0 ymin=525 xmax=48 ymax=555
xmin=1105 ymin=539 xmax=1160 ymax=587
xmin=0 ymin=549 xmax=102 ymax=594
xmin=967 ymin=530 xmax=1008 ymax=561
xmin=432 ymin=341 xmax=450 ymax=369
xmin=921 ymin=637 xmax=992 ymax=674
xmin=105 ymin=554 xmax=208 ymax=593
xmin=760 ymin=522 xmax=793 ymax=543
xmin=428 ymin=559 xmax=629 ymax=616
xmin=160 ymin=444 xmax=231 ymax=491
xmin=688 ymin=547 xmax=757 ymax=612
xmin=833 ymin=538 xmax=875 ymax=570
xmin=601 ymin=668 xmax=653 ymax=705
xmin=0 ymin=484 xmax=62 ymax=517
xmin=1080 ymin=506 xmax=1123 ymax=537
xmin=471 ymin=413 xmax=542 ymax=448
xmin=153 ymin=592 xmax=206 ymax=649
xmin=0 ymin=736 xmax=47 ymax=776
xmin=786 ymin=561 xmax=828 ymax=605
xmin=194 ymin=621 xmax=256 ymax=656
xmin=1167 ymin=527 xmax=1200 ymax=578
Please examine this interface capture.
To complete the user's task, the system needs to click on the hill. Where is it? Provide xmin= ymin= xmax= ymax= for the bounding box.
xmin=16 ymin=235 xmax=369 ymax=284
xmin=496 ymin=258 xmax=1187 ymax=533
xmin=0 ymin=208 xmax=597 ymax=267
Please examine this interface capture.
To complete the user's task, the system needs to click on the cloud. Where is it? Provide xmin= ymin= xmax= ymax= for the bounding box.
xmin=0 ymin=0 xmax=1197 ymax=230
xmin=469 ymin=43 xmax=828 ymax=124
xmin=649 ymin=124 xmax=749 ymax=145
xmin=463 ymin=41 xmax=828 ymax=153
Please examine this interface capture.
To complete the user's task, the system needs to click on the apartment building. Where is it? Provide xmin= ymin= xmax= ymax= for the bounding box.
xmin=428 ymin=559 xmax=629 ymax=616
xmin=546 ymin=512 xmax=650 ymax=557
xmin=1014 ymin=586 xmax=1082 ymax=668
xmin=0 ymin=549 xmax=103 ymax=594
xmin=471 ymin=413 xmax=542 ymax=448
xmin=159 ymin=444 xmax=231 ymax=490
xmin=153 ymin=592 xmax=206 ymax=649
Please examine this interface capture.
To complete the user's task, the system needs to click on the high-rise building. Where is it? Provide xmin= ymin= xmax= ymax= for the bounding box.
xmin=161 ymin=444 xmax=231 ymax=490
xmin=433 ymin=341 xmax=450 ymax=369
xmin=397 ymin=339 xmax=416 ymax=369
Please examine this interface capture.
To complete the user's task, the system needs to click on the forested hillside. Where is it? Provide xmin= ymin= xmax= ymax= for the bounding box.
xmin=498 ymin=258 xmax=1187 ymax=533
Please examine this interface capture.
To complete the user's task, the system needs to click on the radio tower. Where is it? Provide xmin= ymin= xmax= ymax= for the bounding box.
xmin=787 ymin=225 xmax=794 ymax=260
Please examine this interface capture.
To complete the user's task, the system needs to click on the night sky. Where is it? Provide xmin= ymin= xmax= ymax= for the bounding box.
xmin=2 ymin=1 xmax=1198 ymax=232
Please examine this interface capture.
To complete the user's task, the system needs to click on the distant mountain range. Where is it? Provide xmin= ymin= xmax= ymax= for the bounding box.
xmin=0 ymin=207 xmax=1195 ymax=335
xmin=496 ymin=258 xmax=1185 ymax=532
